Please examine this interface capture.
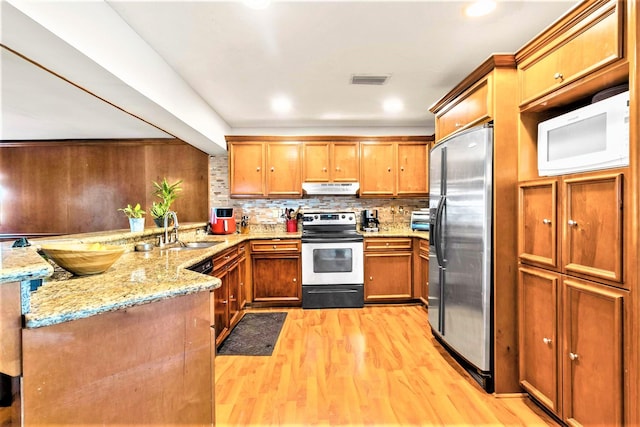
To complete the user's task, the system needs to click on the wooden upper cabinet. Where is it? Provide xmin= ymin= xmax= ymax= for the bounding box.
xmin=266 ymin=142 xmax=302 ymax=197
xmin=360 ymin=140 xmax=429 ymax=197
xmin=519 ymin=179 xmax=559 ymax=270
xmin=563 ymin=172 xmax=623 ymax=283
xmin=229 ymin=142 xmax=265 ymax=197
xmin=397 ymin=142 xmax=428 ymax=196
xmin=302 ymin=141 xmax=359 ymax=182
xmin=435 ymin=77 xmax=491 ymax=141
xmin=360 ymin=141 xmax=396 ymax=197
xmin=516 ymin=0 xmax=626 ymax=110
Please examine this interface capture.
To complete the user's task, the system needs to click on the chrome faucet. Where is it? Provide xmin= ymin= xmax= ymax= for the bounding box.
xmin=159 ymin=211 xmax=179 ymax=247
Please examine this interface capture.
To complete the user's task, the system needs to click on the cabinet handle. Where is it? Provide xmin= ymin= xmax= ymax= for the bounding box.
xmin=273 ymin=245 xmax=277 ymax=249
xmin=369 ymin=276 xmax=373 ymax=281
xmin=567 ymin=219 xmax=578 ymax=226
xmin=256 ymin=166 xmax=261 ymax=172
xmin=387 ymin=167 xmax=391 ymax=172
xmin=322 ymin=167 xmax=327 ymax=172
xmin=569 ymin=352 xmax=579 ymax=361
xmin=270 ymin=167 xmax=275 ymax=172
xmin=293 ymin=278 xmax=297 ymax=282
xmin=400 ymin=166 xmax=405 ymax=172
xmin=554 ymin=72 xmax=564 ymax=81
xmin=542 ymin=218 xmax=552 ymax=225
xmin=542 ymin=337 xmax=552 ymax=345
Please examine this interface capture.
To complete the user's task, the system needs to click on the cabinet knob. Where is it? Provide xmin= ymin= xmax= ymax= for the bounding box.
xmin=256 ymin=167 xmax=261 ymax=172
xmin=400 ymin=166 xmax=405 ymax=172
xmin=542 ymin=337 xmax=552 ymax=345
xmin=554 ymin=72 xmax=564 ymax=81
xmin=387 ymin=167 xmax=391 ymax=172
xmin=273 ymin=245 xmax=277 ymax=249
xmin=322 ymin=167 xmax=327 ymax=172
xmin=270 ymin=167 xmax=275 ymax=172
xmin=230 ymin=294 xmax=234 ymax=299
xmin=567 ymin=219 xmax=578 ymax=226
xmin=542 ymin=218 xmax=552 ymax=225
xmin=293 ymin=278 xmax=297 ymax=282
xmin=455 ymin=123 xmax=462 ymax=128
xmin=222 ymin=300 xmax=228 ymax=304
xmin=369 ymin=276 xmax=373 ymax=281
xmin=336 ymin=166 xmax=341 ymax=171
xmin=569 ymin=352 xmax=579 ymax=361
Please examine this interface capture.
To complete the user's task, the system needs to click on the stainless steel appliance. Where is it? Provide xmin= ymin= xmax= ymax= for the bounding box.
xmin=410 ymin=209 xmax=430 ymax=231
xmin=301 ymin=211 xmax=364 ymax=309
xmin=360 ymin=209 xmax=379 ymax=232
xmin=429 ymin=124 xmax=494 ymax=391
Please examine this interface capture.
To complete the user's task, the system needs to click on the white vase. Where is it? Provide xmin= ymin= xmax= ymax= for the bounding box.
xmin=129 ymin=217 xmax=145 ymax=233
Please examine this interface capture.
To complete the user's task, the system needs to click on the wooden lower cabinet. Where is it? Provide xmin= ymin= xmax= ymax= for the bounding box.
xmin=518 ymin=266 xmax=626 ymax=425
xmin=251 ymin=239 xmax=301 ymax=306
xmin=418 ymin=240 xmax=429 ymax=305
xmin=212 ymin=245 xmax=246 ymax=347
xmin=22 ymin=292 xmax=215 ymax=425
xmin=364 ymin=237 xmax=412 ymax=302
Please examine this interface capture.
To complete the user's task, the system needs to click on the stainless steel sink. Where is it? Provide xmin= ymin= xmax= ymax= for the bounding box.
xmin=184 ymin=241 xmax=224 ymax=249
xmin=166 ymin=241 xmax=223 ymax=251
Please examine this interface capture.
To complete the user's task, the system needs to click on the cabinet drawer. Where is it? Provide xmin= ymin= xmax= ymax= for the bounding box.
xmin=251 ymin=239 xmax=301 ymax=253
xmin=435 ymin=77 xmax=490 ymax=141
xmin=213 ymin=247 xmax=237 ymax=271
xmin=364 ymin=237 xmax=412 ymax=251
xmin=518 ymin=0 xmax=623 ymax=106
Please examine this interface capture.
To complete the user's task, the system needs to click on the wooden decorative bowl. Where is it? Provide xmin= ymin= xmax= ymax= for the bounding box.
xmin=39 ymin=243 xmax=125 ymax=276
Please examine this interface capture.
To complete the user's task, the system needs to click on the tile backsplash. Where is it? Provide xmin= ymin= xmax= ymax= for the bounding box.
xmin=209 ymin=154 xmax=428 ymax=230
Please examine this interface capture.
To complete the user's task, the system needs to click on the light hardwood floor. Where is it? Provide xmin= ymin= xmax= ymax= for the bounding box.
xmin=215 ymin=305 xmax=558 ymax=426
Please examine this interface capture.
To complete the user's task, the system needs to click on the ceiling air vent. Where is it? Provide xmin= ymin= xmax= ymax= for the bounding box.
xmin=350 ymin=74 xmax=391 ymax=85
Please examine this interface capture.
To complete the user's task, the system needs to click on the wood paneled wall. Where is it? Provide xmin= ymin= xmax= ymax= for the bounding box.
xmin=0 ymin=139 xmax=209 ymax=236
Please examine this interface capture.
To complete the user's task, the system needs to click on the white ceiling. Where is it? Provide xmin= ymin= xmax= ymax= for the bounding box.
xmin=1 ymin=0 xmax=578 ymax=154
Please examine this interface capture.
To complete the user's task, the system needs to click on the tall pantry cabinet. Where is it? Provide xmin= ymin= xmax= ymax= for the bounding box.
xmin=515 ymin=0 xmax=638 ymax=425
xmin=429 ymin=54 xmax=520 ymax=394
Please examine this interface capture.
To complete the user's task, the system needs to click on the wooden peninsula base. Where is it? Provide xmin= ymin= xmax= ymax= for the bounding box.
xmin=21 ymin=291 xmax=215 ymax=426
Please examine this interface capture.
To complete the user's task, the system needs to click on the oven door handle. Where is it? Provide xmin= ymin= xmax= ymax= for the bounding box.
xmin=302 ymin=237 xmax=364 ymax=243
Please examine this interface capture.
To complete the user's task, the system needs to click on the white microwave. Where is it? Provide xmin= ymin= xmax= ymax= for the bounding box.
xmin=538 ymin=90 xmax=629 ymax=176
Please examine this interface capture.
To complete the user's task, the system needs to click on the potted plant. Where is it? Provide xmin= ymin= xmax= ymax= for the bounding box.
xmin=118 ymin=203 xmax=146 ymax=232
xmin=150 ymin=178 xmax=183 ymax=227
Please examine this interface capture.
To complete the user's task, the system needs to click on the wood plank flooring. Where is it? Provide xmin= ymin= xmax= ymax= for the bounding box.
xmin=215 ymin=305 xmax=558 ymax=426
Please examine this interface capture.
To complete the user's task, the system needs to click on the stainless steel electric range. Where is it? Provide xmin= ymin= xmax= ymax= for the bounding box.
xmin=301 ymin=211 xmax=364 ymax=309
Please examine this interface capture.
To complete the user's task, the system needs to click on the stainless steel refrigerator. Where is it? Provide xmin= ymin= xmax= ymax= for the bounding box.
xmin=428 ymin=124 xmax=493 ymax=391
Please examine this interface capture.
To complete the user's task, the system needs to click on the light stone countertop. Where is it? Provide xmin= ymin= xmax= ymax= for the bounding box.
xmin=1 ymin=222 xmax=427 ymax=329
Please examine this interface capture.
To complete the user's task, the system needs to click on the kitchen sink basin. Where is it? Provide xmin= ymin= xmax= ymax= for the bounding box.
xmin=166 ymin=241 xmax=224 ymax=251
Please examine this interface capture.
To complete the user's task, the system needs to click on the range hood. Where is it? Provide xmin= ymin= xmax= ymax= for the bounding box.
xmin=302 ymin=182 xmax=360 ymax=195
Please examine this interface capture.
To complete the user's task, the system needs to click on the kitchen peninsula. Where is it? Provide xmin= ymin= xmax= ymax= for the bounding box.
xmin=0 ymin=224 xmax=229 ymax=425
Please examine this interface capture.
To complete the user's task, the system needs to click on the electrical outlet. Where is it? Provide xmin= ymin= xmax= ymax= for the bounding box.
xmin=398 ymin=206 xmax=404 ymax=213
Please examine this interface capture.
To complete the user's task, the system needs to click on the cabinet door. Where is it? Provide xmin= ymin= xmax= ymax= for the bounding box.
xmin=518 ymin=179 xmax=558 ymax=269
xmin=227 ymin=261 xmax=241 ymax=328
xmin=518 ymin=267 xmax=560 ymax=415
xmin=435 ymin=78 xmax=490 ymax=141
xmin=360 ymin=142 xmax=395 ymax=196
xmin=562 ymin=277 xmax=624 ymax=426
xmin=302 ymin=142 xmax=330 ymax=182
xmin=563 ymin=173 xmax=623 ymax=283
xmin=419 ymin=248 xmax=429 ymax=306
xmin=266 ymin=143 xmax=302 ymax=197
xmin=229 ymin=143 xmax=265 ymax=196
xmin=364 ymin=252 xmax=412 ymax=301
xmin=518 ymin=1 xmax=623 ymax=106
xmin=397 ymin=143 xmax=428 ymax=196
xmin=237 ymin=244 xmax=248 ymax=309
xmin=213 ymin=269 xmax=230 ymax=346
xmin=252 ymin=255 xmax=301 ymax=305
xmin=332 ymin=142 xmax=359 ymax=182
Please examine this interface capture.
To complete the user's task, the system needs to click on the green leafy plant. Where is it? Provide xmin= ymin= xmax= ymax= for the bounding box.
xmin=150 ymin=178 xmax=183 ymax=219
xmin=118 ymin=203 xmax=146 ymax=219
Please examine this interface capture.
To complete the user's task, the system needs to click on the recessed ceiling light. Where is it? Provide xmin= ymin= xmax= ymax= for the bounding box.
xmin=465 ymin=0 xmax=497 ymax=17
xmin=271 ymin=96 xmax=292 ymax=114
xmin=383 ymin=98 xmax=404 ymax=114
xmin=243 ymin=0 xmax=271 ymax=10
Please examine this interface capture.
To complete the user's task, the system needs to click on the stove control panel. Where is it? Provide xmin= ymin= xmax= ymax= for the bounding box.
xmin=302 ymin=212 xmax=356 ymax=225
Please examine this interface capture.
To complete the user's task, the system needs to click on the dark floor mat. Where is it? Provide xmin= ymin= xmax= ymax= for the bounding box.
xmin=217 ymin=312 xmax=287 ymax=356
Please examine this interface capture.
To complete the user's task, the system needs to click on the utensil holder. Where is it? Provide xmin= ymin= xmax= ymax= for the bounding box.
xmin=286 ymin=219 xmax=298 ymax=232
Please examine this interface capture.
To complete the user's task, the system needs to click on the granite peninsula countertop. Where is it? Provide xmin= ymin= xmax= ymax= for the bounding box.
xmin=0 ymin=223 xmax=427 ymax=329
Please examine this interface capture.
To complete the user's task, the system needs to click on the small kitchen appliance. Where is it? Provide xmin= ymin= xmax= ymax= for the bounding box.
xmin=210 ymin=207 xmax=236 ymax=235
xmin=410 ymin=209 xmax=430 ymax=231
xmin=360 ymin=209 xmax=379 ymax=232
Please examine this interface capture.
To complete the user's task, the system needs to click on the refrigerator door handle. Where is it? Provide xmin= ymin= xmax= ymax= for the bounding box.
xmin=434 ymin=195 xmax=446 ymax=267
